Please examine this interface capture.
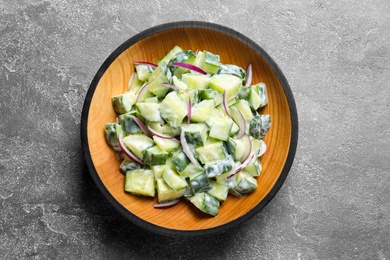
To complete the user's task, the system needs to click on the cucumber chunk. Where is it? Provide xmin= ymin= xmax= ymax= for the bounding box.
xmin=151 ymin=165 xmax=166 ymax=180
xmin=119 ymin=112 xmax=141 ymax=135
xmin=148 ymin=122 xmax=181 ymax=137
xmin=194 ymin=50 xmax=221 ymax=75
xmin=190 ymin=99 xmax=215 ymax=123
xmin=135 ymin=64 xmax=154 ymax=81
xmin=231 ymin=171 xmax=258 ymax=195
xmin=156 ymin=178 xmax=185 ymax=203
xmin=249 ymin=114 xmax=271 ymax=139
xmin=169 ymin=50 xmax=197 ymax=78
xmin=209 ymin=116 xmax=233 ymax=141
xmin=143 ymin=145 xmax=169 ymax=166
xmin=159 ymin=91 xmax=188 ymax=128
xmin=187 ymin=171 xmax=211 ymax=195
xmin=207 ymin=180 xmax=229 ymax=201
xmin=125 ymin=169 xmax=155 ymax=197
xmin=179 ymin=162 xmax=204 ymax=178
xmin=120 ymin=157 xmax=140 ymax=174
xmin=181 ymin=74 xmax=210 ymax=90
xmin=217 ymin=64 xmax=246 ymax=79
xmin=104 ymin=123 xmax=123 ymax=151
xmin=188 ymin=192 xmax=220 ymax=216
xmin=163 ymin=166 xmax=187 ymax=191
xmin=136 ymin=102 xmax=162 ymax=122
xmin=209 ymin=74 xmax=242 ymax=101
xmin=250 ymin=137 xmax=264 ymax=156
xmin=152 ymin=135 xmax=180 ymax=152
xmin=158 ymin=45 xmax=183 ymax=66
xmin=248 ymin=88 xmax=262 ymax=110
xmin=172 ymin=75 xmax=188 ymax=91
xmin=147 ymin=62 xmax=172 ymax=97
xmin=232 ymin=100 xmax=253 ymax=123
xmin=253 ymin=83 xmax=268 ymax=108
xmin=237 ymin=85 xmax=251 ymax=100
xmin=230 ymin=122 xmax=239 ymax=136
xmin=171 ymin=148 xmax=191 ymax=172
xmin=215 ymin=169 xmax=240 ymax=189
xmin=182 ymin=123 xmax=208 ymax=146
xmin=123 ymin=134 xmax=154 ymax=160
xmin=169 ymin=50 xmax=196 ymax=64
xmin=112 ymin=92 xmax=136 ymax=114
xmin=135 ymin=84 xmax=154 ymax=102
xmin=204 ymin=155 xmax=235 ymax=178
xmin=196 ymin=140 xmax=226 ymax=164
xmin=244 ymin=159 xmax=262 ymax=177
xmin=199 ymin=89 xmax=223 ymax=106
xmin=128 ymin=72 xmax=144 ymax=93
xmin=225 ymin=136 xmax=251 ymax=161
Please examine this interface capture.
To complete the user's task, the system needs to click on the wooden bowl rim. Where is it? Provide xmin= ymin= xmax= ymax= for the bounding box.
xmin=81 ymin=21 xmax=298 ymax=237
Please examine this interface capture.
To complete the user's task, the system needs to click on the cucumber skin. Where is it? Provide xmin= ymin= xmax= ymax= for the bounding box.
xmin=232 ymin=172 xmax=258 ymax=195
xmin=120 ymin=159 xmax=140 ymax=174
xmin=249 ymin=114 xmax=271 ymax=139
xmin=119 ymin=113 xmax=142 ymax=135
xmin=143 ymin=146 xmax=169 ymax=166
xmin=182 ymin=123 xmax=208 ymax=146
xmin=217 ymin=64 xmax=246 ymax=79
xmin=189 ymin=172 xmax=211 ymax=194
xmin=189 ymin=192 xmax=220 ymax=216
xmin=171 ymin=149 xmax=191 ymax=172
xmin=168 ymin=50 xmax=196 ymax=69
xmin=112 ymin=92 xmax=136 ymax=114
xmin=104 ymin=123 xmax=123 ymax=151
xmin=204 ymin=156 xmax=235 ymax=178
xmin=158 ymin=45 xmax=183 ymax=66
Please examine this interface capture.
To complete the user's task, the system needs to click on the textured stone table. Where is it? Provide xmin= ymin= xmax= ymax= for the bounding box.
xmin=1 ymin=1 xmax=389 ymax=259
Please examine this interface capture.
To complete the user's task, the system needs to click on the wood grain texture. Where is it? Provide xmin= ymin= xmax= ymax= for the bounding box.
xmin=82 ymin=22 xmax=297 ymax=236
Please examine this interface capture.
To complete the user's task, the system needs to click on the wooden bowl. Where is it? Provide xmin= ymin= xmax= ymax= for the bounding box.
xmin=81 ymin=21 xmax=298 ymax=237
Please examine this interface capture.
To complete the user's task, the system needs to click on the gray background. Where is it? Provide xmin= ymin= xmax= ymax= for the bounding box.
xmin=1 ymin=0 xmax=389 ymax=259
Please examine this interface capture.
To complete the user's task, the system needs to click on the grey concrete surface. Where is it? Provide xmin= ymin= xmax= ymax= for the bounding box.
xmin=1 ymin=1 xmax=389 ymax=259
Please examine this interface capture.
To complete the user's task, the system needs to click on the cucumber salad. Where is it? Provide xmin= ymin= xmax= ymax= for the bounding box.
xmin=105 ymin=46 xmax=271 ymax=216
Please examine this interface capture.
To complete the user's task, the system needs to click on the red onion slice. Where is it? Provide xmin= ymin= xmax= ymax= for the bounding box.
xmin=118 ymin=134 xmax=145 ymax=166
xmin=227 ymin=153 xmax=255 ymax=179
xmin=222 ymin=90 xmax=232 ymax=118
xmin=180 ymin=130 xmax=198 ymax=166
xmin=231 ymin=107 xmax=246 ymax=139
xmin=135 ymin=83 xmax=150 ymax=103
xmin=187 ymin=98 xmax=192 ymax=124
xmin=241 ymin=135 xmax=252 ymax=163
xmin=153 ymin=198 xmax=181 ymax=208
xmin=244 ymin=63 xmax=252 ymax=86
xmin=170 ymin=62 xmax=207 ymax=75
xmin=147 ymin=125 xmax=174 ymax=139
xmin=129 ymin=115 xmax=152 ymax=137
xmin=134 ymin=61 xmax=157 ymax=69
